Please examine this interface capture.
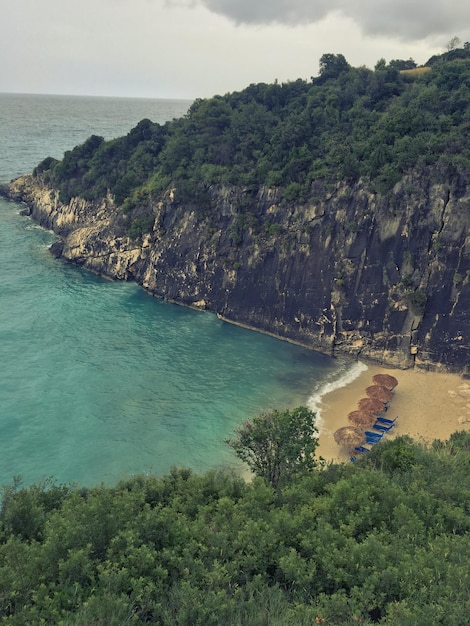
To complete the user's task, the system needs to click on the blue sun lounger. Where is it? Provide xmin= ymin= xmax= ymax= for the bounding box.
xmin=365 ymin=431 xmax=383 ymax=441
xmin=350 ymin=445 xmax=371 ymax=461
xmin=376 ymin=416 xmax=398 ymax=426
xmin=372 ymin=421 xmax=395 ymax=432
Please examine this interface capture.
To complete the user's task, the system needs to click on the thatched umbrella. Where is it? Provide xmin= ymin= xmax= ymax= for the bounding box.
xmin=347 ymin=410 xmax=377 ymax=428
xmin=357 ymin=397 xmax=384 ymax=414
xmin=334 ymin=426 xmax=366 ymax=449
xmin=366 ymin=385 xmax=393 ymax=403
xmin=372 ymin=373 xmax=398 ymax=390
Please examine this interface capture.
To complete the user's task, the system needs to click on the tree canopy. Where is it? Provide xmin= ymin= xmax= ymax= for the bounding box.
xmin=33 ymin=46 xmax=470 ymax=237
xmin=1 ymin=431 xmax=469 ymax=625
xmin=226 ymin=406 xmax=321 ymax=489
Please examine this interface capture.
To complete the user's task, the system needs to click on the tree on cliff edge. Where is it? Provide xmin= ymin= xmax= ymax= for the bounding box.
xmin=226 ymin=406 xmax=322 ymax=490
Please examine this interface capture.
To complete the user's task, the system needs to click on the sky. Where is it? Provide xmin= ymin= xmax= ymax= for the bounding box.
xmin=1 ymin=0 xmax=469 ymax=100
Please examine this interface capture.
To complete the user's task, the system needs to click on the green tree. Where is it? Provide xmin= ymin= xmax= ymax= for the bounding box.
xmin=226 ymin=406 xmax=321 ymax=489
xmin=317 ymin=53 xmax=350 ymax=84
xmin=388 ymin=58 xmax=417 ymax=70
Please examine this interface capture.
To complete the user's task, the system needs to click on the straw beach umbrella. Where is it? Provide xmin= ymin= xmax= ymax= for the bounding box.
xmin=334 ymin=426 xmax=366 ymax=449
xmin=366 ymin=385 xmax=393 ymax=403
xmin=347 ymin=410 xmax=377 ymax=428
xmin=358 ymin=397 xmax=384 ymax=414
xmin=372 ymin=373 xmax=398 ymax=390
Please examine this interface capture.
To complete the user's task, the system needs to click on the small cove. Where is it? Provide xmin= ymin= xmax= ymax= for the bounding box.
xmin=0 ymin=93 xmax=350 ymax=487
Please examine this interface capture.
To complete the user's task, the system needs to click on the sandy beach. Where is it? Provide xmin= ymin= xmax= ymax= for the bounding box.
xmin=316 ymin=363 xmax=470 ymax=462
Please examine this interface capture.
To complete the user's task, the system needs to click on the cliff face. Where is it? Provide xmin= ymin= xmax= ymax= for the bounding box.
xmin=4 ymin=170 xmax=470 ymax=374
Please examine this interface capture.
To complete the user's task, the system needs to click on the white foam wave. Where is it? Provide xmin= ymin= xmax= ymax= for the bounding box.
xmin=308 ymin=360 xmax=368 ymax=432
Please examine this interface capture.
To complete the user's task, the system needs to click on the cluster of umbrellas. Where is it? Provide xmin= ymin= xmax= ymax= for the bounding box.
xmin=334 ymin=373 xmax=398 ymax=450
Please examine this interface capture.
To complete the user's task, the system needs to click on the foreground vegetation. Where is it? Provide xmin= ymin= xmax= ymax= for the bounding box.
xmin=1 ymin=431 xmax=469 ymax=625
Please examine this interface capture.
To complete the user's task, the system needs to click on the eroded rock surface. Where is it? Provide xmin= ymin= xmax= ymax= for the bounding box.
xmin=3 ymin=169 xmax=470 ymax=374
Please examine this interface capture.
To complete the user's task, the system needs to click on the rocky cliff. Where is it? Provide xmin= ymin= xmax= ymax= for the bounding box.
xmin=4 ymin=168 xmax=470 ymax=374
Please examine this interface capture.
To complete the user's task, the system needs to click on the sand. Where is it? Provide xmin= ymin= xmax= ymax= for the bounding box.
xmin=316 ymin=363 xmax=470 ymax=462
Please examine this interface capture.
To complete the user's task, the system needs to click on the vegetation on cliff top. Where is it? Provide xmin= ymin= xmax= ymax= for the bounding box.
xmin=1 ymin=429 xmax=470 ymax=625
xmin=34 ymin=46 xmax=470 ymax=217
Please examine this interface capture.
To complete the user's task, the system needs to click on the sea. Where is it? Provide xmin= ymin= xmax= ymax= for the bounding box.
xmin=0 ymin=92 xmax=366 ymax=488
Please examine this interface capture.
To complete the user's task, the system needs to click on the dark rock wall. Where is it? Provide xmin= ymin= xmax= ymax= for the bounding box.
xmin=4 ymin=168 xmax=470 ymax=374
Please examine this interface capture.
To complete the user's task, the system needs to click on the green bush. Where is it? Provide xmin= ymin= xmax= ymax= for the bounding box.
xmin=405 ymin=289 xmax=427 ymax=314
xmin=1 ymin=431 xmax=470 ymax=624
xmin=127 ymin=215 xmax=155 ymax=240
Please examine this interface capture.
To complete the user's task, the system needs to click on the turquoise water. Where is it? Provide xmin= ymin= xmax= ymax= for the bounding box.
xmin=0 ymin=93 xmax=352 ymax=487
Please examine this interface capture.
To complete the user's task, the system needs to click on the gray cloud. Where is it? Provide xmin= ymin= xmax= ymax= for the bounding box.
xmin=202 ymin=0 xmax=331 ymax=25
xmin=187 ymin=0 xmax=470 ymax=41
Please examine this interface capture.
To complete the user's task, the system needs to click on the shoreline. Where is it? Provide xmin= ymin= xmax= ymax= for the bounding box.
xmin=314 ymin=362 xmax=470 ymax=462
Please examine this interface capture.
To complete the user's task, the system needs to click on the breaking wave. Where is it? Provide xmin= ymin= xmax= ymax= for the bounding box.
xmin=307 ymin=360 xmax=368 ymax=431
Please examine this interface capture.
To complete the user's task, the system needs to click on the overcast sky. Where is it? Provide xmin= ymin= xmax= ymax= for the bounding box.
xmin=1 ymin=0 xmax=468 ymax=100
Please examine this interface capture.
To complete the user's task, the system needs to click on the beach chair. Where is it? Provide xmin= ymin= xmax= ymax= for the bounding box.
xmin=350 ymin=446 xmax=370 ymax=460
xmin=376 ymin=416 xmax=398 ymax=426
xmin=365 ymin=431 xmax=383 ymax=440
xmin=372 ymin=422 xmax=395 ymax=432
xmin=354 ymin=446 xmax=370 ymax=453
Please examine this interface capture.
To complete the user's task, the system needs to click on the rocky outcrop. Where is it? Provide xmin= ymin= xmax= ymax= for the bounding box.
xmin=3 ymin=169 xmax=470 ymax=374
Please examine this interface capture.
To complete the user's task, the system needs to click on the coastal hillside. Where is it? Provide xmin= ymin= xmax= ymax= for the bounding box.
xmin=3 ymin=48 xmax=470 ymax=372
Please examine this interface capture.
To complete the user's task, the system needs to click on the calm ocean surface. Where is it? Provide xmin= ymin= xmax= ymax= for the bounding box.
xmin=0 ymin=93 xmax=362 ymax=487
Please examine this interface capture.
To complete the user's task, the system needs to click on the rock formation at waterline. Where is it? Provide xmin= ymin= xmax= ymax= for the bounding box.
xmin=4 ymin=166 xmax=469 ymax=375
